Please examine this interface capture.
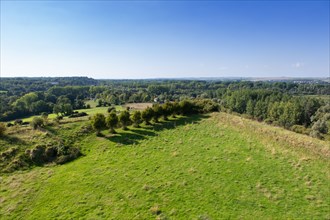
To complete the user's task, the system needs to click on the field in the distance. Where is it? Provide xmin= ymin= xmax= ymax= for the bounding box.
xmin=0 ymin=112 xmax=329 ymax=219
xmin=9 ymin=102 xmax=153 ymax=123
xmin=9 ymin=104 xmax=124 ymax=123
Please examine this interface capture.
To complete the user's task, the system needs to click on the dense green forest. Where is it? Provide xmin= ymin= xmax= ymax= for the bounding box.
xmin=1 ymin=77 xmax=329 ymax=139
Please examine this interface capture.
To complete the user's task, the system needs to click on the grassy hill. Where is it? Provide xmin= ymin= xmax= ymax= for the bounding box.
xmin=0 ymin=112 xmax=329 ymax=219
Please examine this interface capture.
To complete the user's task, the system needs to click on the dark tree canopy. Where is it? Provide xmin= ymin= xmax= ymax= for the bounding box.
xmin=131 ymin=111 xmax=142 ymax=128
xmin=106 ymin=110 xmax=118 ymax=133
xmin=119 ymin=110 xmax=131 ymax=130
xmin=91 ymin=113 xmax=106 ymax=135
xmin=141 ymin=107 xmax=154 ymax=125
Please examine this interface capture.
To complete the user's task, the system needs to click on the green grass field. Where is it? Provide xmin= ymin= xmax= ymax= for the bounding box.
xmin=85 ymin=99 xmax=98 ymax=108
xmin=9 ymin=105 xmax=123 ymax=123
xmin=0 ymin=112 xmax=329 ymax=219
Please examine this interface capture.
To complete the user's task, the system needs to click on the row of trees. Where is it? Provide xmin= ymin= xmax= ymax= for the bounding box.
xmin=91 ymin=100 xmax=219 ymax=135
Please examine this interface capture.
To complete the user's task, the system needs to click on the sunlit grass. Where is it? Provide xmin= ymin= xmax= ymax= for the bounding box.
xmin=1 ymin=113 xmax=329 ymax=219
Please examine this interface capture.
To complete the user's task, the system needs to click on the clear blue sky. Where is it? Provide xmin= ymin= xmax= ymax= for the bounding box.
xmin=1 ymin=1 xmax=329 ymax=79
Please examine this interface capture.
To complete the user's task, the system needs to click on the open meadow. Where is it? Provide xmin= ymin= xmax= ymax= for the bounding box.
xmin=1 ymin=112 xmax=329 ymax=219
xmin=9 ymin=105 xmax=123 ymax=123
xmin=1 ymin=1 xmax=329 ymax=219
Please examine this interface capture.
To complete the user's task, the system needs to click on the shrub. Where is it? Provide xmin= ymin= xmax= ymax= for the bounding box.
xmin=56 ymin=155 xmax=72 ymax=164
xmin=310 ymin=130 xmax=322 ymax=139
xmin=55 ymin=147 xmax=81 ymax=164
xmin=119 ymin=110 xmax=131 ymax=130
xmin=179 ymin=100 xmax=194 ymax=115
xmin=141 ymin=107 xmax=154 ymax=125
xmin=14 ymin=119 xmax=23 ymax=125
xmin=29 ymin=145 xmax=46 ymax=164
xmin=6 ymin=122 xmax=14 ymax=127
xmin=272 ymin=121 xmax=281 ymax=127
xmin=291 ymin=125 xmax=308 ymax=135
xmin=30 ymin=117 xmax=44 ymax=130
xmin=131 ymin=111 xmax=142 ymax=127
xmin=162 ymin=102 xmax=173 ymax=120
xmin=56 ymin=115 xmax=63 ymax=120
xmin=106 ymin=110 xmax=118 ymax=133
xmin=199 ymin=100 xmax=219 ymax=113
xmin=264 ymin=118 xmax=273 ymax=124
xmin=41 ymin=112 xmax=49 ymax=125
xmin=171 ymin=101 xmax=180 ymax=117
xmin=150 ymin=205 xmax=161 ymax=215
xmin=68 ymin=112 xmax=88 ymax=118
xmin=107 ymin=107 xmax=116 ymax=113
xmin=0 ymin=122 xmax=6 ymax=136
xmin=41 ymin=112 xmax=48 ymax=118
xmin=27 ymin=143 xmax=81 ymax=166
xmin=54 ymin=115 xmax=63 ymax=124
xmin=96 ymin=99 xmax=110 ymax=107
xmin=5 ymin=154 xmax=30 ymax=173
xmin=152 ymin=104 xmax=163 ymax=123
xmin=79 ymin=124 xmax=93 ymax=135
xmin=91 ymin=113 xmax=106 ymax=135
xmin=44 ymin=146 xmax=58 ymax=160
xmin=310 ymin=114 xmax=329 ymax=139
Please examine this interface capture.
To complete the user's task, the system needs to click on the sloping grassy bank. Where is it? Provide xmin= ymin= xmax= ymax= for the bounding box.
xmin=0 ymin=113 xmax=329 ymax=219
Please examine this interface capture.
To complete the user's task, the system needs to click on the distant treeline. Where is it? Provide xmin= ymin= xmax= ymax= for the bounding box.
xmin=221 ymin=89 xmax=330 ymax=139
xmin=0 ymin=77 xmax=329 ymax=139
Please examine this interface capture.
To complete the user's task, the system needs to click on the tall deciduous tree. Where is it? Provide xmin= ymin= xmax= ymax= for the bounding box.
xmin=246 ymin=100 xmax=255 ymax=116
xmin=53 ymin=96 xmax=73 ymax=116
xmin=254 ymin=100 xmax=267 ymax=120
xmin=280 ymin=102 xmax=301 ymax=128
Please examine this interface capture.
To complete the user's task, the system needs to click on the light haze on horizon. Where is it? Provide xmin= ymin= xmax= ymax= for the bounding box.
xmin=1 ymin=1 xmax=329 ymax=79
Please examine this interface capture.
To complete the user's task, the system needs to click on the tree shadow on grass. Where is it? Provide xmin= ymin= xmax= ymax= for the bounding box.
xmin=151 ymin=114 xmax=209 ymax=132
xmin=104 ymin=132 xmax=146 ymax=145
xmin=105 ymin=114 xmax=209 ymax=146
xmin=42 ymin=126 xmax=58 ymax=135
xmin=130 ymin=128 xmax=157 ymax=137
